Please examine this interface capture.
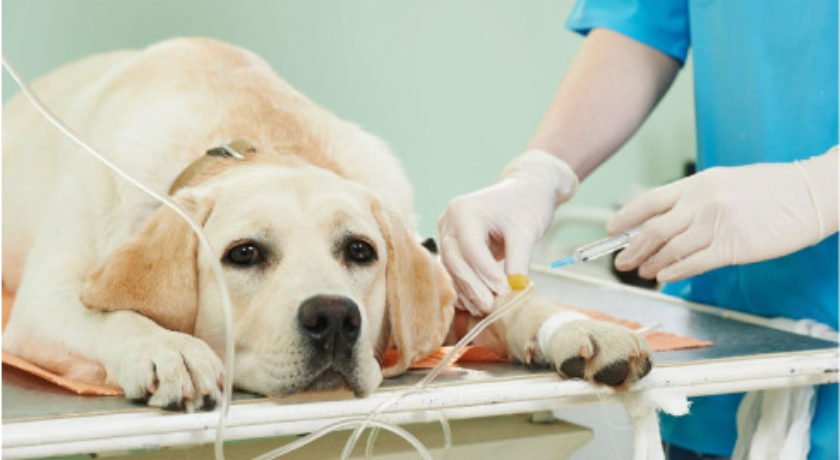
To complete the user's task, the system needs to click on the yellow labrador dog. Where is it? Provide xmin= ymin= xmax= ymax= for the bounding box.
xmin=3 ymin=38 xmax=650 ymax=411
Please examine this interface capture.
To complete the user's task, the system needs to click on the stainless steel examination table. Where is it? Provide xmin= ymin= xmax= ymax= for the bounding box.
xmin=3 ymin=269 xmax=838 ymax=459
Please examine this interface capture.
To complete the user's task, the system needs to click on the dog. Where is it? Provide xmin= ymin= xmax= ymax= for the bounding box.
xmin=3 ymin=38 xmax=651 ymax=411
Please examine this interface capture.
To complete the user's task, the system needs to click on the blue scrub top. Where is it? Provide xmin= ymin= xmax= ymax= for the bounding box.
xmin=567 ymin=1 xmax=839 ymax=458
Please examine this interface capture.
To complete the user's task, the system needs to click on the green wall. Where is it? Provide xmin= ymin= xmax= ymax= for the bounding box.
xmin=3 ymin=0 xmax=695 ymax=240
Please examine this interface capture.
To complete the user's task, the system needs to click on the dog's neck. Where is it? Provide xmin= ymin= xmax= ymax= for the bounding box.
xmin=168 ymin=139 xmax=258 ymax=194
xmin=168 ymin=138 xmax=350 ymax=195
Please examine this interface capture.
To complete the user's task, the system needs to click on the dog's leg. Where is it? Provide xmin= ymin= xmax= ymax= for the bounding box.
xmin=3 ymin=176 xmax=223 ymax=411
xmin=488 ymin=291 xmax=652 ymax=389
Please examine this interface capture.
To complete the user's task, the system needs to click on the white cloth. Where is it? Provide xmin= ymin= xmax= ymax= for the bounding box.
xmin=731 ymin=318 xmax=837 ymax=460
xmin=623 ymin=388 xmax=691 ymax=460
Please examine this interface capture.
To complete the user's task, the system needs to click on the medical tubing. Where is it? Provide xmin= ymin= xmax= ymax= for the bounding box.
xmin=1 ymin=57 xmax=236 ymax=460
xmin=339 ymin=283 xmax=534 ymax=459
xmin=250 ymin=417 xmax=434 ymax=460
xmin=437 ymin=409 xmax=452 ymax=460
xmin=363 ymin=408 xmax=451 ymax=460
xmin=364 ymin=424 xmax=382 ymax=459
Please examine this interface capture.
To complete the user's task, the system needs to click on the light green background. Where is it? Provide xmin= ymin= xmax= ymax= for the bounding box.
xmin=3 ymin=0 xmax=696 ymax=239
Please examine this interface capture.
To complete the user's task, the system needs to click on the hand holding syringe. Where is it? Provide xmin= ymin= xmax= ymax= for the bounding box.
xmin=550 ymin=228 xmax=641 ymax=269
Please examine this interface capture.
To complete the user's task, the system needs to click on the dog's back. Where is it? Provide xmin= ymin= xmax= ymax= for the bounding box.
xmin=3 ymin=51 xmax=135 ymax=288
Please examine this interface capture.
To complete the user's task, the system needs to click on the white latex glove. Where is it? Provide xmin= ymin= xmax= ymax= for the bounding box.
xmin=608 ymin=147 xmax=839 ymax=283
xmin=438 ymin=150 xmax=579 ymax=314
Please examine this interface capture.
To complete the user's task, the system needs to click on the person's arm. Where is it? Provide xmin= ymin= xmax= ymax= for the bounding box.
xmin=438 ymin=29 xmax=681 ymax=314
xmin=529 ymin=28 xmax=680 ymax=179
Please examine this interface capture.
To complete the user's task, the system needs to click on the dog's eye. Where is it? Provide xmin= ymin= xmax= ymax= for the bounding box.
xmin=345 ymin=239 xmax=377 ymax=265
xmin=224 ymin=242 xmax=265 ymax=267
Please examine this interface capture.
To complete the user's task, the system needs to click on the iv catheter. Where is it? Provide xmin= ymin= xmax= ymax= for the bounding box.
xmin=550 ymin=228 xmax=641 ymax=269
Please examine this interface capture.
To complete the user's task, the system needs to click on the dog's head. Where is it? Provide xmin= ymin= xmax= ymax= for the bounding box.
xmin=80 ymin=158 xmax=454 ymax=397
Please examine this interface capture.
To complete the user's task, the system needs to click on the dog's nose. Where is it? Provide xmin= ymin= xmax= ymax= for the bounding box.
xmin=298 ymin=296 xmax=362 ymax=353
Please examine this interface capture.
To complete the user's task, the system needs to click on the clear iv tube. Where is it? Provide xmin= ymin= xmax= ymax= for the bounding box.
xmin=250 ymin=417 xmax=433 ymax=460
xmin=550 ymin=228 xmax=640 ymax=269
xmin=1 ymin=58 xmax=236 ymax=460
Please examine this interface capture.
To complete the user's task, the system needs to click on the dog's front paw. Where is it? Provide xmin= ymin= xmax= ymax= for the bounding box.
xmin=111 ymin=332 xmax=224 ymax=412
xmin=540 ymin=316 xmax=651 ymax=389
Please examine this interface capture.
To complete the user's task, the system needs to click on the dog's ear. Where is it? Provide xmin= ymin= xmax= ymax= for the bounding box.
xmin=371 ymin=200 xmax=455 ymax=377
xmin=80 ymin=192 xmax=214 ymax=334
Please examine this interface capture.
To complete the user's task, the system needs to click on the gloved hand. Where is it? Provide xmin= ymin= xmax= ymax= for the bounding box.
xmin=608 ymin=146 xmax=839 ymax=282
xmin=438 ymin=150 xmax=579 ymax=314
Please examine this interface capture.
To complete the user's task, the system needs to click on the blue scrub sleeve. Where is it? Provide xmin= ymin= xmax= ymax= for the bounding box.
xmin=566 ymin=0 xmax=691 ymax=63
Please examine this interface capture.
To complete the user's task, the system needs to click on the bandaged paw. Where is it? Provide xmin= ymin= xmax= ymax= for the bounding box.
xmin=538 ymin=315 xmax=652 ymax=388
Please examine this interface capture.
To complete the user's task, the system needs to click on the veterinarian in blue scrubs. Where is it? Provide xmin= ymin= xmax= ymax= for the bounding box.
xmin=437 ymin=1 xmax=838 ymax=459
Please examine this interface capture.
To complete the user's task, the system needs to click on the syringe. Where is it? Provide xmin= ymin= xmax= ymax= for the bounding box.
xmin=549 ymin=228 xmax=641 ymax=269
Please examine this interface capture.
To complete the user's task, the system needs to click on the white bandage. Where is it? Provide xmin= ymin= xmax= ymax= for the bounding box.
xmin=537 ymin=310 xmax=588 ymax=356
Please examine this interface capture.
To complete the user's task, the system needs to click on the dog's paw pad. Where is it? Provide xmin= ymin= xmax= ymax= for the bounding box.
xmin=559 ymin=356 xmax=586 ymax=379
xmin=593 ymin=360 xmax=630 ymax=387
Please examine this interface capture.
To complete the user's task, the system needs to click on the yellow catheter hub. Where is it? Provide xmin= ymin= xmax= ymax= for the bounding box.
xmin=507 ymin=274 xmax=531 ymax=290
